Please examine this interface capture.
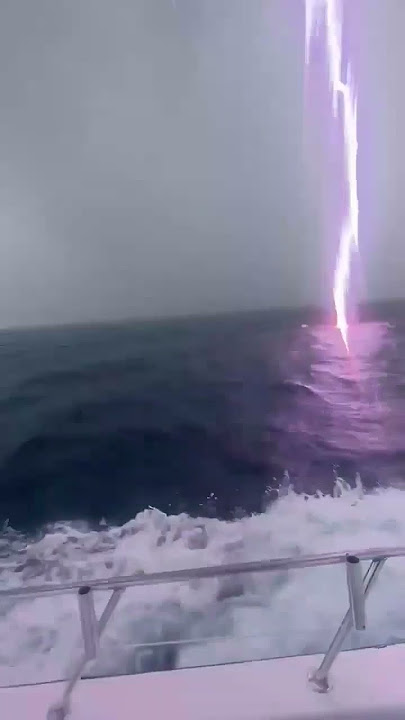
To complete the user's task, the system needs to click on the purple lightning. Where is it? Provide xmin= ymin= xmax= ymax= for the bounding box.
xmin=305 ymin=0 xmax=359 ymax=350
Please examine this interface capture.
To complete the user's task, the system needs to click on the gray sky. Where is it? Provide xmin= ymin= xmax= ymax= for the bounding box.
xmin=0 ymin=0 xmax=402 ymax=328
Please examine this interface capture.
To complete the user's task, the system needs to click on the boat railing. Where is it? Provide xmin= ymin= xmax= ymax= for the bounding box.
xmin=1 ymin=545 xmax=404 ymax=719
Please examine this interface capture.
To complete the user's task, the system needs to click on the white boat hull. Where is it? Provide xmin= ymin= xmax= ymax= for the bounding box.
xmin=2 ymin=643 xmax=405 ymax=720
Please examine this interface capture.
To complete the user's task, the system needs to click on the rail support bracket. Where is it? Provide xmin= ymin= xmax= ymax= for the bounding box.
xmin=308 ymin=668 xmax=332 ymax=694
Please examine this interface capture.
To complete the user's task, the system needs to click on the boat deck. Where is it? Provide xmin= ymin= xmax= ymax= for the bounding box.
xmin=2 ymin=644 xmax=405 ymax=720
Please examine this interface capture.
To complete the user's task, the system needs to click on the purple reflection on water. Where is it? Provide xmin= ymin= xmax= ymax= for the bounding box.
xmin=274 ymin=321 xmax=401 ymax=493
xmin=309 ymin=323 xmax=390 ymax=448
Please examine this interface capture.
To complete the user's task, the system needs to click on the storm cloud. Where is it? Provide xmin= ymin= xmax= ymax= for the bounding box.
xmin=0 ymin=0 xmax=402 ymax=327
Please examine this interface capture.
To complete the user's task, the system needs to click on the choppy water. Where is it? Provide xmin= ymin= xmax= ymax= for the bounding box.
xmin=1 ymin=303 xmax=405 ymax=686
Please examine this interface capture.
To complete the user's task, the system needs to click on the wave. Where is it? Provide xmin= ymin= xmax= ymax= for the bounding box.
xmin=1 ymin=478 xmax=405 ymax=686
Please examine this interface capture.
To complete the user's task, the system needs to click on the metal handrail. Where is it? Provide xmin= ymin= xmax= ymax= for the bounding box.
xmin=1 ymin=545 xmax=401 ymax=719
xmin=1 ymin=544 xmax=405 ymax=600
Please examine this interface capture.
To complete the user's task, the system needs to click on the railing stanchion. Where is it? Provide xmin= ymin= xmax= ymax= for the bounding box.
xmin=78 ymin=586 xmax=98 ymax=661
xmin=309 ymin=557 xmax=386 ymax=693
xmin=47 ymin=587 xmax=125 ymax=720
xmin=346 ymin=555 xmax=366 ymax=631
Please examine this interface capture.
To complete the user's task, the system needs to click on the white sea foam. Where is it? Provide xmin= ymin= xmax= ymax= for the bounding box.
xmin=1 ymin=478 xmax=405 ymax=687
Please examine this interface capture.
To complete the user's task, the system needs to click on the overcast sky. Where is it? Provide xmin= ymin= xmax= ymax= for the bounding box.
xmin=0 ymin=0 xmax=403 ymax=328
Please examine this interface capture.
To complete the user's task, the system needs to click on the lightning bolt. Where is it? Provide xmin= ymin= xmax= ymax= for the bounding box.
xmin=305 ymin=0 xmax=359 ymax=350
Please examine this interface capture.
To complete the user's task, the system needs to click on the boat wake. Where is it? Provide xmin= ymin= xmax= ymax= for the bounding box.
xmin=1 ymin=478 xmax=405 ymax=686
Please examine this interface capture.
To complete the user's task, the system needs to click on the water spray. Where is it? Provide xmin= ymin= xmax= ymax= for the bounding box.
xmin=305 ymin=0 xmax=359 ymax=350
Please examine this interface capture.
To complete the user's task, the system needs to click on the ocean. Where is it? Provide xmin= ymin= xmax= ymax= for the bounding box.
xmin=1 ymin=303 xmax=405 ymax=685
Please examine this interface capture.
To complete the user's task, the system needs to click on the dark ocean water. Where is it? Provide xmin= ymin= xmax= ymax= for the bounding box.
xmin=0 ymin=303 xmax=404 ymax=531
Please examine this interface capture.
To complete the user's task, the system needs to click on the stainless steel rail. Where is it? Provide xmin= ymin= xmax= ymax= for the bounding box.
xmin=1 ymin=545 xmax=404 ymax=599
xmin=1 ymin=545 xmax=402 ymax=719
